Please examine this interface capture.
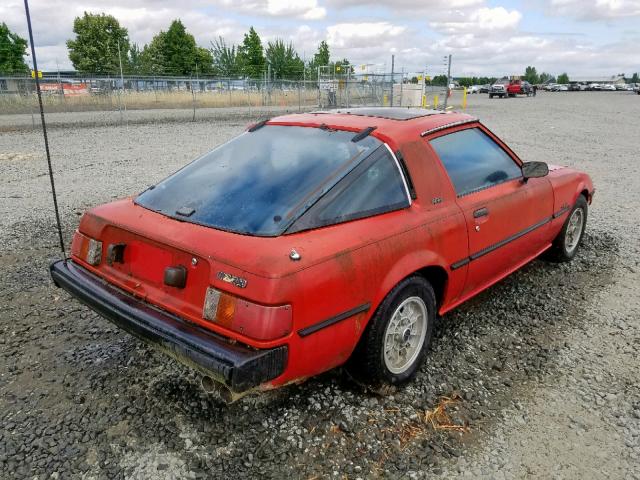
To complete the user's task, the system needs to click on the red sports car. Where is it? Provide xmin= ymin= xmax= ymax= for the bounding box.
xmin=51 ymin=108 xmax=594 ymax=401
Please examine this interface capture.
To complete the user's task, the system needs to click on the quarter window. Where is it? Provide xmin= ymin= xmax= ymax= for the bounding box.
xmin=288 ymin=146 xmax=410 ymax=233
xmin=430 ymin=128 xmax=522 ymax=196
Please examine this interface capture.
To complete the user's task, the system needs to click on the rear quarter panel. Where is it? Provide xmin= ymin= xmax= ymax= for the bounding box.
xmin=271 ymin=138 xmax=468 ymax=387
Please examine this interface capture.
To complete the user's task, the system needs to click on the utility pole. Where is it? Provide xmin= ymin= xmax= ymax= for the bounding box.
xmin=421 ymin=67 xmax=426 ymax=108
xmin=443 ymin=54 xmax=452 ymax=110
xmin=399 ymin=67 xmax=404 ymax=107
xmin=390 ymin=54 xmax=395 ymax=107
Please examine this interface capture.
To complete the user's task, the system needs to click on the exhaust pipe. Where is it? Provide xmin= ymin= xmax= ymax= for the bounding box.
xmin=201 ymin=375 xmax=245 ymax=404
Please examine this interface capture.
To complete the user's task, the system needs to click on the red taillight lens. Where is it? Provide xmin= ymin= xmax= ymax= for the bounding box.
xmin=203 ymin=287 xmax=292 ymax=341
xmin=71 ymin=231 xmax=102 ymax=266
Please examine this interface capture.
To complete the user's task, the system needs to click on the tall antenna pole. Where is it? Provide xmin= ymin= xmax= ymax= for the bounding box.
xmin=117 ymin=40 xmax=125 ymax=88
xmin=23 ymin=0 xmax=66 ymax=256
xmin=117 ymin=39 xmax=126 ymax=123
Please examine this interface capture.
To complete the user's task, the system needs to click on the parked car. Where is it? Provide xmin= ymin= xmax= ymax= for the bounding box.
xmin=489 ymin=81 xmax=509 ymax=98
xmin=50 ymin=108 xmax=594 ymax=401
xmin=543 ymin=83 xmax=558 ymax=91
xmin=590 ymin=83 xmax=602 ymax=91
xmin=558 ymin=84 xmax=569 ymax=91
xmin=568 ymin=83 xmax=581 ymax=91
xmin=506 ymin=80 xmax=532 ymax=96
xmin=602 ymin=84 xmax=616 ymax=91
xmin=467 ymin=85 xmax=481 ymax=94
xmin=615 ymin=84 xmax=627 ymax=91
xmin=479 ymin=84 xmax=490 ymax=93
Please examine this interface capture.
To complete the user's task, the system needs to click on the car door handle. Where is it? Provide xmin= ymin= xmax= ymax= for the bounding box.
xmin=473 ymin=207 xmax=489 ymax=218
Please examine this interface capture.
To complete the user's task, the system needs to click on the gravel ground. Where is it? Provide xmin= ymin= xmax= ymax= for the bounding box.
xmin=0 ymin=91 xmax=638 ymax=479
xmin=0 ymin=105 xmax=312 ymax=131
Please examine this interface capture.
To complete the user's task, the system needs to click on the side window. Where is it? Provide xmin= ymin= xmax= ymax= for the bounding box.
xmin=429 ymin=128 xmax=522 ymax=196
xmin=288 ymin=146 xmax=409 ymax=233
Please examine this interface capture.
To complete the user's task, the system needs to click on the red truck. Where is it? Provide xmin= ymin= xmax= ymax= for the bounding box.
xmin=507 ymin=80 xmax=533 ymax=96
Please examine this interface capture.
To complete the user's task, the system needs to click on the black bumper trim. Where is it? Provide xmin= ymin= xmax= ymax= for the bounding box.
xmin=50 ymin=260 xmax=287 ymax=393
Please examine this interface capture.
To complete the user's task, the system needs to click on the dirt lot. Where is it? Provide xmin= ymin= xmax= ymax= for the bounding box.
xmin=0 ymin=91 xmax=638 ymax=479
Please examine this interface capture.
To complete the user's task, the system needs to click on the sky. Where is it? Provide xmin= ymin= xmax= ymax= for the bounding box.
xmin=2 ymin=0 xmax=639 ymax=77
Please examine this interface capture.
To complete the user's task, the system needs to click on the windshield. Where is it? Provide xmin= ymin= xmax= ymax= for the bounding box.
xmin=135 ymin=125 xmax=381 ymax=236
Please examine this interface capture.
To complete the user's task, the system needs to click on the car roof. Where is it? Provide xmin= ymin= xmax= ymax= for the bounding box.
xmin=312 ymin=107 xmax=447 ymax=120
xmin=268 ymin=108 xmax=477 ymax=143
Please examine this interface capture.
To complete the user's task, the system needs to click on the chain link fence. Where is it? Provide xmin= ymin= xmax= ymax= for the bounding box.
xmin=0 ymin=73 xmax=466 ymax=129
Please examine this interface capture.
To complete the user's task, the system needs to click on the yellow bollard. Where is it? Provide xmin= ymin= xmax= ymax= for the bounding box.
xmin=433 ymin=95 xmax=439 ymax=109
xmin=462 ymin=88 xmax=468 ymax=109
xmin=383 ymin=94 xmax=388 ymax=106
xmin=421 ymin=94 xmax=427 ymax=108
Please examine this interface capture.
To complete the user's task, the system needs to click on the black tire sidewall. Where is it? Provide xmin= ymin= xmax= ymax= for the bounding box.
xmin=558 ymin=196 xmax=588 ymax=260
xmin=361 ymin=277 xmax=436 ymax=384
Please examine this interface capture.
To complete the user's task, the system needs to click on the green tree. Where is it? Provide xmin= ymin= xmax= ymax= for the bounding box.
xmin=265 ymin=39 xmax=304 ymax=79
xmin=631 ymin=72 xmax=639 ymax=84
xmin=162 ymin=20 xmax=199 ymax=75
xmin=140 ymin=20 xmax=212 ymax=75
xmin=139 ymin=34 xmax=166 ymax=74
xmin=67 ymin=12 xmax=130 ymax=74
xmin=210 ymin=36 xmax=239 ymax=76
xmin=523 ymin=65 xmax=539 ymax=84
xmin=307 ymin=40 xmax=330 ymax=79
xmin=127 ymin=43 xmax=143 ymax=74
xmin=237 ymin=27 xmax=264 ymax=78
xmin=539 ymin=72 xmax=554 ymax=84
xmin=195 ymin=47 xmax=214 ymax=75
xmin=557 ymin=72 xmax=569 ymax=84
xmin=313 ymin=40 xmax=330 ymax=66
xmin=335 ymin=58 xmax=353 ymax=75
xmin=432 ymin=74 xmax=448 ymax=86
xmin=0 ymin=23 xmax=29 ymax=74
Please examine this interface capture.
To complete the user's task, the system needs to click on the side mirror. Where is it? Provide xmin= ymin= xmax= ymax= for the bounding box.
xmin=522 ymin=161 xmax=549 ymax=181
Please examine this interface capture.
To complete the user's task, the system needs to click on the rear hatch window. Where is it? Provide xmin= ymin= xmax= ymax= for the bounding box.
xmin=136 ymin=125 xmax=381 ymax=236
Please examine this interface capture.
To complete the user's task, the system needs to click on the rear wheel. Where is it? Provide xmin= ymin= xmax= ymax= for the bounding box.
xmin=489 ymin=94 xmax=494 ymax=98
xmin=349 ymin=276 xmax=435 ymax=384
xmin=547 ymin=195 xmax=588 ymax=262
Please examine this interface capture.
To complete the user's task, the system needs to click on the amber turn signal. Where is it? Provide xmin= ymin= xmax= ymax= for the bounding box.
xmin=202 ymin=287 xmax=292 ymax=341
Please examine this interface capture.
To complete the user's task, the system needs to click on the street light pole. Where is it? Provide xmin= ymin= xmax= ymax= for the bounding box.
xmin=443 ymin=54 xmax=452 ymax=110
xmin=390 ymin=54 xmax=395 ymax=107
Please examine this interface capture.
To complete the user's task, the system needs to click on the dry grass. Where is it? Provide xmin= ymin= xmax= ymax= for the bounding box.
xmin=372 ymin=394 xmax=469 ymax=475
xmin=0 ymin=89 xmax=319 ymax=114
xmin=423 ymin=394 xmax=469 ymax=433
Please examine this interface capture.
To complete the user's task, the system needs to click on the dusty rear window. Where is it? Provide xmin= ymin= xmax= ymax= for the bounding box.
xmin=135 ymin=125 xmax=381 ymax=236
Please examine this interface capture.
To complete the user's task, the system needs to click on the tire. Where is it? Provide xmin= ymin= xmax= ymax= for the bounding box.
xmin=546 ymin=195 xmax=588 ymax=262
xmin=489 ymin=94 xmax=494 ymax=98
xmin=349 ymin=276 xmax=436 ymax=385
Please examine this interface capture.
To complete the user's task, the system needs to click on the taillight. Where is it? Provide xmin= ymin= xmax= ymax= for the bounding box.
xmin=202 ymin=287 xmax=292 ymax=341
xmin=71 ymin=231 xmax=102 ymax=266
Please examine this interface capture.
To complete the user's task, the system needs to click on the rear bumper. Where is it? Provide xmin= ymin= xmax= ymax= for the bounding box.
xmin=50 ymin=260 xmax=287 ymax=393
